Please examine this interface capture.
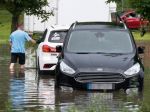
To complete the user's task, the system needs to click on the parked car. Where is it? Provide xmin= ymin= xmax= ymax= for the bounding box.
xmin=118 ymin=10 xmax=149 ymax=29
xmin=36 ymin=25 xmax=69 ymax=74
xmin=55 ymin=22 xmax=144 ymax=91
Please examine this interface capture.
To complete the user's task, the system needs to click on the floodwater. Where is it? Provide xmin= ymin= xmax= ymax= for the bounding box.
xmin=0 ymin=42 xmax=150 ymax=112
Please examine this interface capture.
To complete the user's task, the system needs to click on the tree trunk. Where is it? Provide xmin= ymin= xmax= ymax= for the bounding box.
xmin=11 ymin=14 xmax=20 ymax=32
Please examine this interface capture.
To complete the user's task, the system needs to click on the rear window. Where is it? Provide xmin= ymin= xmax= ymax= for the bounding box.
xmin=48 ymin=30 xmax=68 ymax=43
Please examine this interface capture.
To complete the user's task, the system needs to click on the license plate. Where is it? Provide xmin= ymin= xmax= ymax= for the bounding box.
xmin=87 ymin=83 xmax=113 ymax=90
xmin=51 ymin=53 xmax=57 ymax=56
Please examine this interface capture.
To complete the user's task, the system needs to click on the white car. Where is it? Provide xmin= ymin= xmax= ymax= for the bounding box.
xmin=36 ymin=25 xmax=69 ymax=74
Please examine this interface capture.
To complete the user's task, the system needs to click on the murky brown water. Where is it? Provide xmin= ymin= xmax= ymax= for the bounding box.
xmin=0 ymin=42 xmax=150 ymax=112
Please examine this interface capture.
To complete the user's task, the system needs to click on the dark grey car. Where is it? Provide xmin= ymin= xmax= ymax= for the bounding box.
xmin=55 ymin=22 xmax=144 ymax=91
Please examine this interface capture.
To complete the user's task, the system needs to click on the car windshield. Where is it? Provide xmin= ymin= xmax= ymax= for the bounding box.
xmin=48 ymin=30 xmax=68 ymax=43
xmin=67 ymin=30 xmax=133 ymax=54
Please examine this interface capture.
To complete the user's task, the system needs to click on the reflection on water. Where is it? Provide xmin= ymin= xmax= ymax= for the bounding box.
xmin=9 ymin=71 xmax=25 ymax=110
xmin=55 ymin=89 xmax=143 ymax=112
xmin=9 ymin=70 xmax=55 ymax=111
xmin=25 ymin=48 xmax=36 ymax=68
xmin=0 ymin=43 xmax=150 ymax=111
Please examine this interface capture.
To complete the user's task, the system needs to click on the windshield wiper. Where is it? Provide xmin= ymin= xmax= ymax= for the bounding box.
xmin=104 ymin=53 xmax=124 ymax=56
xmin=75 ymin=52 xmax=91 ymax=54
xmin=93 ymin=52 xmax=124 ymax=55
xmin=94 ymin=52 xmax=108 ymax=54
xmin=75 ymin=52 xmax=124 ymax=55
xmin=75 ymin=52 xmax=109 ymax=54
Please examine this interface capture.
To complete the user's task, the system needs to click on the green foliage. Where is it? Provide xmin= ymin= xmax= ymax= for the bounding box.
xmin=68 ymin=106 xmax=80 ymax=112
xmin=0 ymin=0 xmax=53 ymax=31
xmin=106 ymin=0 xmax=120 ymax=3
xmin=130 ymin=0 xmax=150 ymax=21
xmin=0 ymin=0 xmax=53 ymax=19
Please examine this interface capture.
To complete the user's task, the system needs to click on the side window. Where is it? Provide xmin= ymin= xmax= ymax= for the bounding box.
xmin=41 ymin=29 xmax=48 ymax=42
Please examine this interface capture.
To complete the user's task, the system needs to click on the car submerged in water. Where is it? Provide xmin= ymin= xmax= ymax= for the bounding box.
xmin=36 ymin=25 xmax=69 ymax=74
xmin=55 ymin=22 xmax=144 ymax=91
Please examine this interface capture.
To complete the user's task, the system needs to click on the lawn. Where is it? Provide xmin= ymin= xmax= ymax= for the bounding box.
xmin=132 ymin=31 xmax=150 ymax=41
xmin=0 ymin=10 xmax=150 ymax=44
xmin=0 ymin=10 xmax=11 ymax=44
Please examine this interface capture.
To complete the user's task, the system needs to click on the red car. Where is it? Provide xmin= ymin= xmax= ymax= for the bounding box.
xmin=119 ymin=10 xmax=149 ymax=29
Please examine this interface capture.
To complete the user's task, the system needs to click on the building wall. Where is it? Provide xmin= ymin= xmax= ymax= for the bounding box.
xmin=24 ymin=0 xmax=56 ymax=32
xmin=24 ymin=0 xmax=116 ymax=32
xmin=58 ymin=0 xmax=113 ymax=25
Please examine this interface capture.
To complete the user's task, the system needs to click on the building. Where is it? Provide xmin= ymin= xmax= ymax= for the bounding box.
xmin=24 ymin=0 xmax=116 ymax=32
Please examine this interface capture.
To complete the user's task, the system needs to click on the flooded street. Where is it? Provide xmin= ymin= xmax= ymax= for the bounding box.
xmin=0 ymin=42 xmax=150 ymax=112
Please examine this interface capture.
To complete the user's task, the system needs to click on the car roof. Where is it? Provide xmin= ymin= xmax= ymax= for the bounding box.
xmin=72 ymin=22 xmax=127 ymax=30
xmin=47 ymin=25 xmax=70 ymax=31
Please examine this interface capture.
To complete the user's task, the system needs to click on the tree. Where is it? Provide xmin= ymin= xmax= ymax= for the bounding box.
xmin=131 ymin=0 xmax=150 ymax=21
xmin=0 ymin=0 xmax=53 ymax=32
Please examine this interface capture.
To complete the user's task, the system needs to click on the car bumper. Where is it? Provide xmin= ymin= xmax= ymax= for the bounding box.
xmin=56 ymin=70 xmax=142 ymax=90
xmin=39 ymin=54 xmax=58 ymax=71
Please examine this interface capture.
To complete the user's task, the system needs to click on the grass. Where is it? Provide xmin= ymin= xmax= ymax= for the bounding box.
xmin=0 ymin=10 xmax=11 ymax=44
xmin=132 ymin=31 xmax=150 ymax=41
xmin=0 ymin=10 xmax=41 ymax=45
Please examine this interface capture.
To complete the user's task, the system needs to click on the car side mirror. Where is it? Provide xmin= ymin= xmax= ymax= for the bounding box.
xmin=138 ymin=46 xmax=145 ymax=54
xmin=56 ymin=45 xmax=62 ymax=52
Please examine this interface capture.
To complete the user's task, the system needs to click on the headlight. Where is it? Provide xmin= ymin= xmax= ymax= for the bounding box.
xmin=60 ymin=61 xmax=75 ymax=74
xmin=124 ymin=63 xmax=140 ymax=76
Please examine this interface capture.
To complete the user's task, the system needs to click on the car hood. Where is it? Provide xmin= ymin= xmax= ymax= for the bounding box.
xmin=64 ymin=53 xmax=137 ymax=73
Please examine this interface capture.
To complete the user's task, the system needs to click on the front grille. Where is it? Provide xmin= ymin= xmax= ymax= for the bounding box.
xmin=75 ymin=73 xmax=125 ymax=83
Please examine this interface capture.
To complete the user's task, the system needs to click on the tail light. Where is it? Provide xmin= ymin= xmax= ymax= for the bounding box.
xmin=42 ymin=45 xmax=56 ymax=52
xmin=43 ymin=64 xmax=55 ymax=68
